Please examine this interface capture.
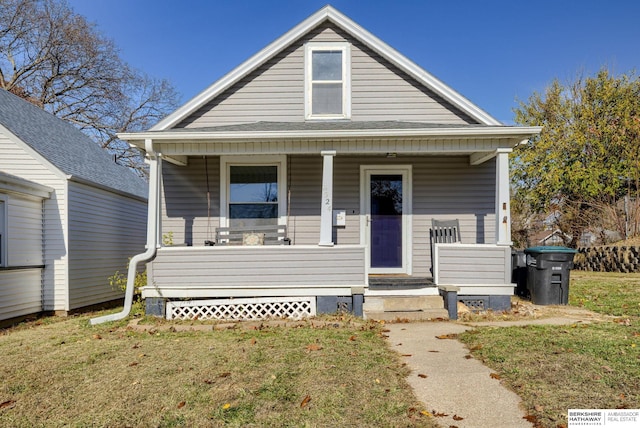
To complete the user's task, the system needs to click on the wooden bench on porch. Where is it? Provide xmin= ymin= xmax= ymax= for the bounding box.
xmin=206 ymin=224 xmax=290 ymax=246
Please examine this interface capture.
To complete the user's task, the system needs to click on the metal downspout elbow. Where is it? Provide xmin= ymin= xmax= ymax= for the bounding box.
xmin=90 ymin=140 xmax=161 ymax=325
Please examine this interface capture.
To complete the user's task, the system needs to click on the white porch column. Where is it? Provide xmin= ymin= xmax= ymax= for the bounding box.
xmin=495 ymin=148 xmax=512 ymax=246
xmin=319 ymin=150 xmax=336 ymax=246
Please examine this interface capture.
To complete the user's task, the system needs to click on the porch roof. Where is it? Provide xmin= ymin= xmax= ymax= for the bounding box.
xmin=119 ymin=121 xmax=540 ymax=166
xmin=120 ymin=120 xmax=540 ymax=146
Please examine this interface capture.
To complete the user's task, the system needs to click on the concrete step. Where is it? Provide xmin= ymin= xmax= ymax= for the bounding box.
xmin=363 ymin=295 xmax=449 ymax=321
xmin=363 ymin=295 xmax=444 ymax=312
xmin=364 ymin=308 xmax=450 ymax=322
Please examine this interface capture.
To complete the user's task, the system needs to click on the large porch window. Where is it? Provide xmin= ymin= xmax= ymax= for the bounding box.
xmin=220 ymin=156 xmax=287 ymax=228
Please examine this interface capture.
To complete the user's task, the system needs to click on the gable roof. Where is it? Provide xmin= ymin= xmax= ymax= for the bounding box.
xmin=0 ymin=89 xmax=147 ymax=200
xmin=151 ymin=5 xmax=501 ymax=131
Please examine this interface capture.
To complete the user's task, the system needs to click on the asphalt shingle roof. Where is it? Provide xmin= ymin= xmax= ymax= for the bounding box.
xmin=166 ymin=120 xmax=490 ymax=134
xmin=0 ymin=89 xmax=147 ymax=199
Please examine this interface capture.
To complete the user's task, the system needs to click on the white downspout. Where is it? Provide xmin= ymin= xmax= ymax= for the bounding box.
xmin=91 ymin=139 xmax=161 ymax=325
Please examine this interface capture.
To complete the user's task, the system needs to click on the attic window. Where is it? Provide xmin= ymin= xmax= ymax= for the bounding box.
xmin=305 ymin=42 xmax=351 ymax=119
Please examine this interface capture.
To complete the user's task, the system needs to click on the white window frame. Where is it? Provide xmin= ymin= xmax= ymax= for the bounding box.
xmin=0 ymin=195 xmax=7 ymax=267
xmin=304 ymin=42 xmax=351 ymax=120
xmin=219 ymin=155 xmax=288 ymax=227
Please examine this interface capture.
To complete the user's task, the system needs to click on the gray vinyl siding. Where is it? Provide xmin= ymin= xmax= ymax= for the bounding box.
xmin=0 ymin=192 xmax=45 ymax=321
xmin=67 ymin=181 xmax=147 ymax=310
xmin=161 ymin=154 xmax=496 ymax=277
xmin=290 ymin=155 xmax=496 ymax=277
xmin=149 ymin=246 xmax=366 ymax=290
xmin=176 ymin=23 xmax=475 ymax=128
xmin=436 ymin=244 xmax=511 ymax=285
xmin=0 ymin=134 xmax=67 ymax=311
xmin=161 ymin=157 xmax=220 ymax=246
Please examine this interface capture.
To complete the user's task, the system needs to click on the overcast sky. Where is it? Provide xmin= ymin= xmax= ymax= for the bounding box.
xmin=68 ymin=0 xmax=640 ymax=124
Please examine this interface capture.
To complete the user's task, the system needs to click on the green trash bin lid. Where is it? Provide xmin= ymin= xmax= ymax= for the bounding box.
xmin=524 ymin=246 xmax=577 ymax=254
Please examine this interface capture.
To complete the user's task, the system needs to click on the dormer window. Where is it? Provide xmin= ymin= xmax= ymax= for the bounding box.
xmin=305 ymin=42 xmax=351 ymax=120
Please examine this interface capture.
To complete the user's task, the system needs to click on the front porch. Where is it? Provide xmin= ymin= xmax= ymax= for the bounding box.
xmin=143 ymin=241 xmax=514 ymax=321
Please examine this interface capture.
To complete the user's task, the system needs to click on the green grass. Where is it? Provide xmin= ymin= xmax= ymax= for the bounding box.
xmin=569 ymin=271 xmax=640 ymax=317
xmin=0 ymin=315 xmax=437 ymax=427
xmin=459 ymin=271 xmax=640 ymax=428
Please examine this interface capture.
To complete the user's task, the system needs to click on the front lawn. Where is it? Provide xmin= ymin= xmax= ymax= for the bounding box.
xmin=459 ymin=271 xmax=640 ymax=428
xmin=0 ymin=316 xmax=437 ymax=427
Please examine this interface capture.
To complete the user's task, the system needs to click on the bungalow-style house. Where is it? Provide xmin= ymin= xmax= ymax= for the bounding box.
xmin=111 ymin=5 xmax=540 ymax=322
xmin=0 ymin=89 xmax=147 ymax=324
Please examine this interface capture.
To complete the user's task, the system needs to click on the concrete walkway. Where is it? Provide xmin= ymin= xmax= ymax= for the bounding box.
xmin=385 ymin=317 xmax=594 ymax=428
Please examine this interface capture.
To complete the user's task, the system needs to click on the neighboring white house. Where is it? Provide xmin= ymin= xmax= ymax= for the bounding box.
xmin=0 ymin=88 xmax=148 ymax=323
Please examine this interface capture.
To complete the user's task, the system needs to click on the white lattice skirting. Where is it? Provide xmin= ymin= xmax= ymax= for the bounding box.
xmin=166 ymin=297 xmax=317 ymax=321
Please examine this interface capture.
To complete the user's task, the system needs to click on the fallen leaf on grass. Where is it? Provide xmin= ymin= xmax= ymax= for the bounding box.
xmin=177 ymin=401 xmax=186 ymax=409
xmin=452 ymin=414 xmax=464 ymax=421
xmin=432 ymin=411 xmax=448 ymax=417
xmin=92 ymin=334 xmax=102 ymax=340
xmin=375 ymin=378 xmax=380 ymax=384
xmin=306 ymin=344 xmax=322 ymax=351
xmin=349 ymin=335 xmax=357 ymax=341
xmin=420 ymin=410 xmax=432 ymax=417
xmin=470 ymin=344 xmax=483 ymax=351
xmin=218 ymin=372 xmax=231 ymax=378
xmin=490 ymin=373 xmax=501 ymax=380
xmin=250 ymin=338 xmax=257 ymax=345
xmin=436 ymin=334 xmax=458 ymax=340
xmin=534 ymin=404 xmax=544 ymax=412
xmin=300 ymin=394 xmax=311 ymax=408
xmin=602 ymin=365 xmax=614 ymax=373
xmin=128 ymin=362 xmax=138 ymax=367
xmin=418 ymin=373 xmax=428 ymax=378
xmin=0 ymin=400 xmax=16 ymax=410
xmin=523 ymin=414 xmax=538 ymax=423
xmin=222 ymin=403 xmax=231 ymax=410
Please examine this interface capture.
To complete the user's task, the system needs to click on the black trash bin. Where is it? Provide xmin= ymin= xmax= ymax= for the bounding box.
xmin=524 ymin=246 xmax=577 ymax=305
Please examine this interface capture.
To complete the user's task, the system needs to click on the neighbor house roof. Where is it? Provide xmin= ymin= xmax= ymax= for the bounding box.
xmin=0 ymin=89 xmax=147 ymax=200
xmin=151 ymin=5 xmax=502 ymax=131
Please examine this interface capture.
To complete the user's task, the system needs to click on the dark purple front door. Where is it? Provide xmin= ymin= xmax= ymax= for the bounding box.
xmin=370 ymin=174 xmax=403 ymax=268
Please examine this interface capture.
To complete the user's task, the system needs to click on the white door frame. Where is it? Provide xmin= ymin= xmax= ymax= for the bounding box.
xmin=360 ymin=165 xmax=412 ymax=275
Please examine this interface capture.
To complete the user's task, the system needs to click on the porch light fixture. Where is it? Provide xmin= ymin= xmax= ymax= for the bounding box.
xmin=386 ymin=152 xmax=397 ymax=158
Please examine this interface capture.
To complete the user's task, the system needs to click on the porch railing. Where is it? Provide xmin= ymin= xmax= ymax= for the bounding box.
xmin=143 ymin=244 xmax=367 ymax=299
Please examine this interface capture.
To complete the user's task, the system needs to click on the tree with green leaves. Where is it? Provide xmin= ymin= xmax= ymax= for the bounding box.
xmin=513 ymin=69 xmax=640 ymax=247
xmin=0 ymin=0 xmax=180 ymax=176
